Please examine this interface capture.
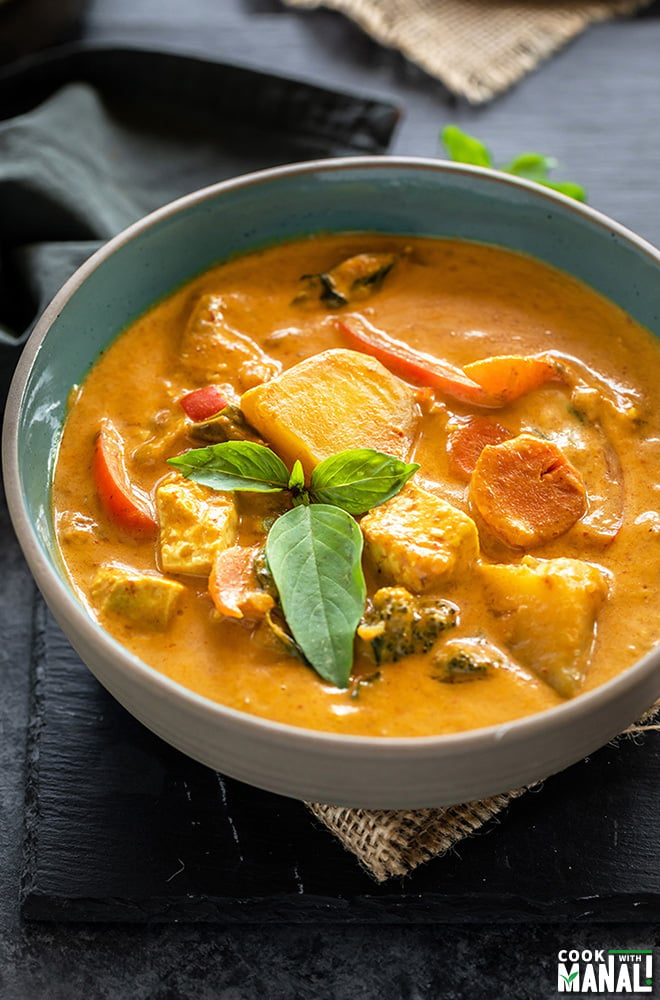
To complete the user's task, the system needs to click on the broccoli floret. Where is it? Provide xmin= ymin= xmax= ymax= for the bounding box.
xmin=252 ymin=548 xmax=279 ymax=599
xmin=432 ymin=638 xmax=502 ymax=683
xmin=358 ymin=586 xmax=457 ymax=665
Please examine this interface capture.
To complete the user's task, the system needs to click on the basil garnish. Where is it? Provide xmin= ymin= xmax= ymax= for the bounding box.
xmin=168 ymin=440 xmax=289 ymax=492
xmin=441 ymin=124 xmax=586 ymax=202
xmin=288 ymin=459 xmax=305 ymax=491
xmin=168 ymin=439 xmax=418 ymax=687
xmin=169 ymin=441 xmax=416 ymax=512
xmin=310 ymin=448 xmax=418 ymax=515
xmin=265 ymin=504 xmax=366 ymax=688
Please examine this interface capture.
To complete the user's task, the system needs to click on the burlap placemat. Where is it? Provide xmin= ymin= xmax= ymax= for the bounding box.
xmin=282 ymin=0 xmax=654 ymax=103
xmin=307 ymin=700 xmax=660 ymax=881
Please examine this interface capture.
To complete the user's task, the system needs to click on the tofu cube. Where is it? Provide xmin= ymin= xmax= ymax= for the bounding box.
xmin=91 ymin=564 xmax=184 ymax=631
xmin=156 ymin=478 xmax=238 ymax=576
xmin=479 ymin=555 xmax=610 ymax=697
xmin=240 ymin=348 xmax=419 ymax=475
xmin=360 ymin=484 xmax=480 ymax=593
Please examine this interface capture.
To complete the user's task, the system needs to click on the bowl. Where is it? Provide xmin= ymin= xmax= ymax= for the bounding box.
xmin=4 ymin=156 xmax=660 ymax=809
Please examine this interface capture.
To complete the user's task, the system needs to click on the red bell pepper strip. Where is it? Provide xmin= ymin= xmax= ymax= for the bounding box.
xmin=93 ymin=419 xmax=157 ymax=534
xmin=337 ymin=316 xmax=502 ymax=407
xmin=337 ymin=316 xmax=563 ymax=408
xmin=179 ymin=385 xmax=228 ymax=422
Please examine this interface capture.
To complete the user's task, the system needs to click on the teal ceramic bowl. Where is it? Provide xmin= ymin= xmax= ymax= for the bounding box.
xmin=4 ymin=157 xmax=660 ymax=808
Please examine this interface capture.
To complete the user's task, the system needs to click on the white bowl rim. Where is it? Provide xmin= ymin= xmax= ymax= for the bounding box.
xmin=4 ymin=153 xmax=660 ymax=756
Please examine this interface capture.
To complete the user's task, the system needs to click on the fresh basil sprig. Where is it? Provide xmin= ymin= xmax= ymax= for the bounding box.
xmin=168 ymin=441 xmax=418 ymax=687
xmin=168 ymin=442 xmax=418 ymax=514
xmin=265 ymin=504 xmax=366 ymax=688
xmin=441 ymin=124 xmax=586 ymax=203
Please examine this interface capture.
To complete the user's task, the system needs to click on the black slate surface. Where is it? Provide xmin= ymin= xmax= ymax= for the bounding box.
xmin=23 ymin=595 xmax=660 ymax=924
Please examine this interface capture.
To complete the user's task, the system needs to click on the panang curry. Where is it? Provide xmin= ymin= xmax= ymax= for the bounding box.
xmin=52 ymin=235 xmax=660 ymax=736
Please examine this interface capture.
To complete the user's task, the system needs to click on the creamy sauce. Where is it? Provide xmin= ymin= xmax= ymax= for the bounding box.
xmin=52 ymin=235 xmax=660 ymax=735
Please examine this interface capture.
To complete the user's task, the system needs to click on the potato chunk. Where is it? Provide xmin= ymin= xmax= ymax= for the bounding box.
xmin=360 ymin=484 xmax=480 ymax=593
xmin=240 ymin=348 xmax=419 ymax=475
xmin=91 ymin=564 xmax=184 ymax=631
xmin=156 ymin=478 xmax=238 ymax=576
xmin=480 ymin=555 xmax=610 ymax=697
xmin=180 ymin=293 xmax=281 ymax=390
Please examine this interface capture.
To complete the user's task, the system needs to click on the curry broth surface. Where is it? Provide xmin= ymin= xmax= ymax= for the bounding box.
xmin=52 ymin=235 xmax=660 ymax=736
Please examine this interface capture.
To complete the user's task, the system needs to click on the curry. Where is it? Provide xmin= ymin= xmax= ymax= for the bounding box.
xmin=52 ymin=234 xmax=660 ymax=736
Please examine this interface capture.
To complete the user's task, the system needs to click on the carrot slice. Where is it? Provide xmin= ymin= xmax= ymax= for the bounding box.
xmin=209 ymin=545 xmax=274 ymax=620
xmin=179 ymin=385 xmax=227 ymax=422
xmin=463 ymin=354 xmax=563 ymax=405
xmin=447 ymin=416 xmax=513 ymax=480
xmin=470 ymin=433 xmax=587 ymax=548
xmin=93 ymin=419 xmax=157 ymax=534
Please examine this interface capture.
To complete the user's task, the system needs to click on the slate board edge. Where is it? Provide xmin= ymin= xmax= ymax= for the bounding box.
xmin=20 ymin=591 xmax=48 ymax=914
xmin=21 ymin=891 xmax=660 ymax=925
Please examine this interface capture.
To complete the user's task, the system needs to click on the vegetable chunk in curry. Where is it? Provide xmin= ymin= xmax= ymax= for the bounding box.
xmin=52 ymin=235 xmax=660 ymax=736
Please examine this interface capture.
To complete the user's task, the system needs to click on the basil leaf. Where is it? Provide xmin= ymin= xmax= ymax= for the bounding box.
xmin=538 ymin=179 xmax=587 ymax=203
xmin=503 ymin=154 xmax=587 ymax=202
xmin=503 ymin=152 xmax=555 ymax=181
xmin=309 ymin=448 xmax=418 ymax=515
xmin=265 ymin=504 xmax=366 ymax=688
xmin=168 ymin=440 xmax=290 ymax=492
xmin=440 ymin=125 xmax=586 ymax=203
xmin=441 ymin=124 xmax=492 ymax=168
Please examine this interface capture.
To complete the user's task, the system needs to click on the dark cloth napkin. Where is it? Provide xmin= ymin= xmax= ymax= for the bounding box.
xmin=0 ymin=44 xmax=400 ymax=350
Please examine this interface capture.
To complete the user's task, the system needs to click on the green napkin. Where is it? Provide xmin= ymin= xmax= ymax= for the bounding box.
xmin=0 ymin=46 xmax=399 ymax=348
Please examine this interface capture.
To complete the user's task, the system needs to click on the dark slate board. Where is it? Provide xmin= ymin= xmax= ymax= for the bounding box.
xmin=22 ymin=595 xmax=660 ymax=924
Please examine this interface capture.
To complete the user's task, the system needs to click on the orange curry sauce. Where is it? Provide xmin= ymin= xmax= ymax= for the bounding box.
xmin=52 ymin=235 xmax=660 ymax=735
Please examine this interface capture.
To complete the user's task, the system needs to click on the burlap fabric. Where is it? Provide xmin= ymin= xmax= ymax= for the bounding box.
xmin=282 ymin=0 xmax=654 ymax=103
xmin=307 ymin=701 xmax=660 ymax=881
